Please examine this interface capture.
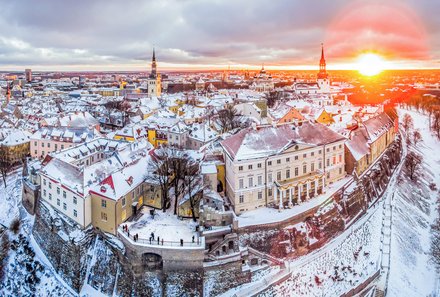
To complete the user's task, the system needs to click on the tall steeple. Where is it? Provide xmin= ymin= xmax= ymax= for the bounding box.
xmin=318 ymin=43 xmax=328 ymax=79
xmin=150 ymin=47 xmax=157 ymax=78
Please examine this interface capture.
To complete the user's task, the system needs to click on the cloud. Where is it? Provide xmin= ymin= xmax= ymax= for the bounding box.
xmin=0 ymin=0 xmax=437 ymax=70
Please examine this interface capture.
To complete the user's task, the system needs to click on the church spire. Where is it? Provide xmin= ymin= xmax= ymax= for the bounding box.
xmin=150 ymin=47 xmax=157 ymax=78
xmin=318 ymin=43 xmax=328 ymax=79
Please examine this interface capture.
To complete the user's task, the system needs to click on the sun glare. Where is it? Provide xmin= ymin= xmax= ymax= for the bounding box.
xmin=356 ymin=53 xmax=386 ymax=76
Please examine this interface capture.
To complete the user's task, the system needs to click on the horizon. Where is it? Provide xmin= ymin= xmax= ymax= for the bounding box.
xmin=1 ymin=0 xmax=440 ymax=72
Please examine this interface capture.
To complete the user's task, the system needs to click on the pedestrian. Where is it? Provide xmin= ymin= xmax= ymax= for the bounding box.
xmin=180 ymin=239 xmax=183 ymax=246
xmin=161 ymin=239 xmax=164 ymax=246
xmin=136 ymin=234 xmax=139 ymax=241
xmin=128 ymin=231 xmax=130 ymax=238
xmin=149 ymin=237 xmax=152 ymax=244
xmin=192 ymin=235 xmax=195 ymax=243
xmin=151 ymin=232 xmax=155 ymax=240
xmin=157 ymin=237 xmax=160 ymax=245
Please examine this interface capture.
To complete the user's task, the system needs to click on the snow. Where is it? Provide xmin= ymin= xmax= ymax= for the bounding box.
xmin=238 ymin=177 xmax=351 ymax=227
xmin=123 ymin=207 xmax=199 ymax=245
xmin=386 ymin=108 xmax=440 ymax=297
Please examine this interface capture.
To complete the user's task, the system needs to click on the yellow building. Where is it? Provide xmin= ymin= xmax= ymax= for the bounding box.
xmin=315 ymin=109 xmax=335 ymax=125
xmin=0 ymin=129 xmax=31 ymax=166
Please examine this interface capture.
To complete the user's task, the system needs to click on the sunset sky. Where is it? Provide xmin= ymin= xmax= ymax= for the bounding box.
xmin=0 ymin=0 xmax=439 ymax=71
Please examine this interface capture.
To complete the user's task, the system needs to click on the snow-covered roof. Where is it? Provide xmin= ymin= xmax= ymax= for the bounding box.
xmin=221 ymin=121 xmax=346 ymax=161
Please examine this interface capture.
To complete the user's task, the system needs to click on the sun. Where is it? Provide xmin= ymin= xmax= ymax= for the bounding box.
xmin=356 ymin=53 xmax=386 ymax=76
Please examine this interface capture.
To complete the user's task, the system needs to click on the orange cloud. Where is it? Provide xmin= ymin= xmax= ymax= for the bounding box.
xmin=325 ymin=1 xmax=429 ymax=61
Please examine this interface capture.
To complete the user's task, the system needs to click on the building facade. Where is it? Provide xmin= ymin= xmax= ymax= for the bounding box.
xmin=221 ymin=122 xmax=346 ymax=214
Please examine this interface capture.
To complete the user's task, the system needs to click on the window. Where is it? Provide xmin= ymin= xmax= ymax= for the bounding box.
xmin=63 ymin=190 xmax=66 ymax=198
xmin=42 ymin=142 xmax=45 ymax=148
xmin=257 ymin=163 xmax=262 ymax=169
xmin=239 ymin=195 xmax=244 ymax=203
xmin=268 ymin=173 xmax=273 ymax=183
xmin=61 ymin=145 xmax=64 ymax=149
xmin=311 ymin=152 xmax=315 ymax=157
xmin=258 ymin=191 xmax=263 ymax=199
xmin=43 ymin=179 xmax=46 ymax=186
xmin=303 ymin=153 xmax=307 ymax=158
xmin=101 ymin=199 xmax=107 ymax=208
xmin=239 ymin=179 xmax=244 ymax=189
xmin=43 ymin=190 xmax=46 ymax=197
xmin=56 ymin=198 xmax=60 ymax=206
xmin=311 ymin=163 xmax=315 ymax=171
xmin=268 ymin=161 xmax=272 ymax=166
xmin=268 ymin=188 xmax=272 ymax=196
xmin=333 ymin=156 xmax=336 ymax=165
xmin=57 ymin=187 xmax=60 ymax=195
xmin=34 ymin=150 xmax=37 ymax=155
xmin=339 ymin=167 xmax=343 ymax=174
xmin=277 ymin=159 xmax=281 ymax=164
xmin=277 ymin=171 xmax=281 ymax=181
xmin=258 ymin=175 xmax=262 ymax=186
xmin=239 ymin=166 xmax=243 ymax=171
xmin=48 ymin=182 xmax=52 ymax=189
xmin=101 ymin=212 xmax=108 ymax=221
xmin=73 ymin=210 xmax=77 ymax=217
xmin=49 ymin=193 xmax=52 ymax=200
xmin=294 ymin=156 xmax=298 ymax=160
xmin=55 ymin=144 xmax=58 ymax=150
xmin=63 ymin=203 xmax=67 ymax=210
xmin=326 ymin=148 xmax=330 ymax=152
xmin=319 ymin=150 xmax=322 ymax=154
xmin=327 ymin=159 xmax=330 ymax=166
xmin=319 ymin=161 xmax=322 ymax=169
xmin=295 ymin=167 xmax=299 ymax=176
xmin=339 ymin=144 xmax=342 ymax=149
xmin=333 ymin=146 xmax=336 ymax=151
xmin=34 ymin=141 xmax=37 ymax=146
xmin=122 ymin=197 xmax=126 ymax=207
xmin=339 ymin=155 xmax=342 ymax=163
xmin=303 ymin=164 xmax=307 ymax=174
xmin=248 ymin=165 xmax=253 ymax=170
xmin=73 ymin=196 xmax=77 ymax=205
xmin=286 ymin=169 xmax=290 ymax=179
xmin=286 ymin=157 xmax=290 ymax=162
xmin=47 ymin=143 xmax=50 ymax=148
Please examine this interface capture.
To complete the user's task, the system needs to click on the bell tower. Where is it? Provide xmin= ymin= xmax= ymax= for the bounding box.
xmin=317 ymin=43 xmax=330 ymax=93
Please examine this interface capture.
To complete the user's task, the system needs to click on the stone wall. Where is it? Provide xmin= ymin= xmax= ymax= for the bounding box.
xmin=32 ymin=201 xmax=94 ymax=292
xmin=118 ymin=232 xmax=206 ymax=273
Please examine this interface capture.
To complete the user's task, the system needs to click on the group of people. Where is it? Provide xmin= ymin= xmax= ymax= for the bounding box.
xmin=121 ymin=225 xmax=198 ymax=247
xmin=122 ymin=224 xmax=139 ymax=242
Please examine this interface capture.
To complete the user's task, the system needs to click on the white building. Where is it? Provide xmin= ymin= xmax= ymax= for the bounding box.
xmin=221 ymin=122 xmax=346 ymax=214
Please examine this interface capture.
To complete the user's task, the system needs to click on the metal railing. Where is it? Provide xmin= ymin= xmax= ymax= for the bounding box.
xmin=119 ymin=227 xmax=204 ymax=248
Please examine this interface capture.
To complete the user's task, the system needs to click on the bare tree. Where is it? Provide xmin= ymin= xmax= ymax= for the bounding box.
xmin=404 ymin=151 xmax=423 ymax=181
xmin=182 ymin=160 xmax=203 ymax=222
xmin=430 ymin=218 xmax=440 ymax=272
xmin=433 ymin=110 xmax=440 ymax=139
xmin=0 ymin=157 xmax=9 ymax=188
xmin=217 ymin=104 xmax=243 ymax=133
xmin=147 ymin=148 xmax=173 ymax=212
xmin=402 ymin=113 xmax=413 ymax=136
xmin=412 ymin=130 xmax=422 ymax=146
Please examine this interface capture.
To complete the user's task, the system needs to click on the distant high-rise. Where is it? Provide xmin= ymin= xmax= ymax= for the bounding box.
xmin=25 ymin=68 xmax=32 ymax=82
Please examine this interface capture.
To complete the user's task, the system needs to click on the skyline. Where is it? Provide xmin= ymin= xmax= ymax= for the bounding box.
xmin=0 ymin=0 xmax=439 ymax=71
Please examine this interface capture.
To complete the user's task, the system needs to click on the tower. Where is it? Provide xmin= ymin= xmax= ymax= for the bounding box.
xmin=150 ymin=47 xmax=157 ymax=78
xmin=317 ymin=43 xmax=330 ymax=93
xmin=146 ymin=47 xmax=161 ymax=97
